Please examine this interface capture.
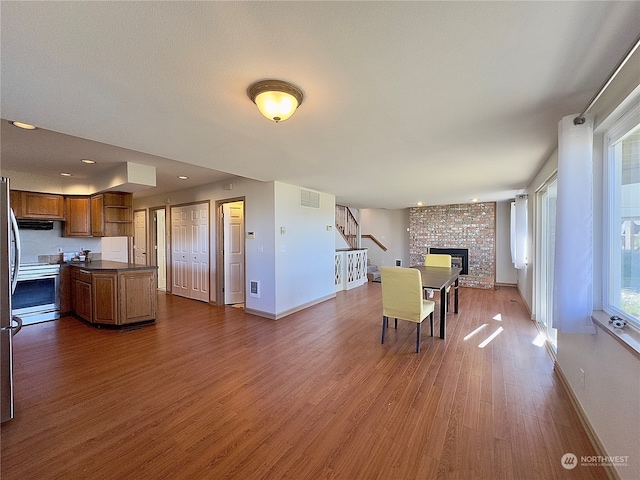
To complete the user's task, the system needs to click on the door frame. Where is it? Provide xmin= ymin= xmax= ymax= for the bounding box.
xmin=215 ymin=196 xmax=246 ymax=306
xmin=149 ymin=205 xmax=168 ymax=290
xmin=133 ymin=209 xmax=148 ymax=265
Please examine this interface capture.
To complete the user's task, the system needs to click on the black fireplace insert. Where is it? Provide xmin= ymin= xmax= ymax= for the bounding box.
xmin=429 ymin=247 xmax=469 ymax=275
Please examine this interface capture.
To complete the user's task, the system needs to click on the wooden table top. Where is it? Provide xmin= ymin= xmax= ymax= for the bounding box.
xmin=411 ymin=265 xmax=462 ymax=290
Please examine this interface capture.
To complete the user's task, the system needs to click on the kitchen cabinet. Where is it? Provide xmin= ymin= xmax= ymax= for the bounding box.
xmin=72 ymin=269 xmax=93 ymax=322
xmin=70 ymin=261 xmax=157 ymax=326
xmin=59 ymin=265 xmax=72 ymax=315
xmin=10 ymin=190 xmax=64 ymax=220
xmin=91 ymin=192 xmax=133 ymax=237
xmin=63 ymin=196 xmax=92 ymax=237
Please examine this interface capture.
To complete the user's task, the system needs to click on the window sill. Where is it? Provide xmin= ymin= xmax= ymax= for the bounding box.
xmin=591 ymin=310 xmax=640 ymax=359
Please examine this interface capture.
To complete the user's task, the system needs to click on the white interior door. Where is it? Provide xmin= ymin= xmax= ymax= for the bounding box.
xmin=133 ymin=210 xmax=147 ymax=265
xmin=172 ymin=207 xmax=189 ymax=298
xmin=171 ymin=203 xmax=209 ymax=302
xmin=155 ymin=209 xmax=167 ymax=290
xmin=224 ymin=201 xmax=245 ymax=304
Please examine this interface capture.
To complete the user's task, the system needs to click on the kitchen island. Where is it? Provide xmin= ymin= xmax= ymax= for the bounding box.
xmin=69 ymin=261 xmax=158 ymax=326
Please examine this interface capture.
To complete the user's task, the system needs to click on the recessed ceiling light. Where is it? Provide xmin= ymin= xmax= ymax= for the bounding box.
xmin=178 ymin=175 xmax=188 ymax=180
xmin=80 ymin=159 xmax=96 ymax=164
xmin=10 ymin=121 xmax=36 ymax=130
xmin=60 ymin=172 xmax=72 ymax=177
xmin=416 ymin=202 xmax=423 ymax=206
xmin=470 ymin=198 xmax=479 ymax=202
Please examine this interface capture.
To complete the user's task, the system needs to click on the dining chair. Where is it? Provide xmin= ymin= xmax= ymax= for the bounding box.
xmin=380 ymin=266 xmax=436 ymax=353
xmin=424 ymin=253 xmax=452 ymax=311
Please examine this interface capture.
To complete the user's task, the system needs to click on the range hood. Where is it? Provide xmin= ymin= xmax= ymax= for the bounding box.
xmin=16 ymin=220 xmax=54 ymax=230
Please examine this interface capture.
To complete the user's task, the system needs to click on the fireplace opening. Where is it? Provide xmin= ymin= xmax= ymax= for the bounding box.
xmin=429 ymin=247 xmax=469 ymax=275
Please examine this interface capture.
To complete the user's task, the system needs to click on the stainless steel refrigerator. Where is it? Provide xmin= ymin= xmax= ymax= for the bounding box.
xmin=1 ymin=177 xmax=22 ymax=423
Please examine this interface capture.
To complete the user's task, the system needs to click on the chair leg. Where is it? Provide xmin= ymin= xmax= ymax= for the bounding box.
xmin=381 ymin=316 xmax=387 ymax=344
xmin=416 ymin=322 xmax=421 ymax=353
xmin=394 ymin=318 xmax=398 ymax=329
xmin=430 ymin=312 xmax=434 ymax=337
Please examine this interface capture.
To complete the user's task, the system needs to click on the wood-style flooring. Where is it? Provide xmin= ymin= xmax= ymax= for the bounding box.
xmin=1 ymin=284 xmax=607 ymax=479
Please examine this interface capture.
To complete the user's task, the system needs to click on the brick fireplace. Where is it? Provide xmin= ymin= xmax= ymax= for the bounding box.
xmin=409 ymin=202 xmax=496 ymax=289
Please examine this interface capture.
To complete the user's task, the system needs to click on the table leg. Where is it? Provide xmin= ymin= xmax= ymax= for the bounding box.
xmin=439 ymin=286 xmax=446 ymax=339
xmin=454 ymin=278 xmax=459 ymax=313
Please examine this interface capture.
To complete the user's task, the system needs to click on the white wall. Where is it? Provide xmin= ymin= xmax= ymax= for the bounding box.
xmin=134 ymin=176 xmax=276 ymax=314
xmin=359 ymin=208 xmax=409 ymax=267
xmin=135 ymin=177 xmax=336 ymax=320
xmin=520 ymin=46 xmax=640 ymax=479
xmin=274 ymin=182 xmax=335 ymax=316
xmin=17 ymin=222 xmax=102 ymax=263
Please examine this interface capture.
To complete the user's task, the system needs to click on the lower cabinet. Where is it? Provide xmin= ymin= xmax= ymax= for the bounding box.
xmin=71 ymin=266 xmax=157 ymax=325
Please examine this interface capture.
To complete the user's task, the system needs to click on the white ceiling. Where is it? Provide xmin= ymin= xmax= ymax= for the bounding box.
xmin=1 ymin=2 xmax=639 ymax=208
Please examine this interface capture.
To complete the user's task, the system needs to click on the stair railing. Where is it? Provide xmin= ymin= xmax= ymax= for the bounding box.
xmin=335 ymin=204 xmax=359 ymax=249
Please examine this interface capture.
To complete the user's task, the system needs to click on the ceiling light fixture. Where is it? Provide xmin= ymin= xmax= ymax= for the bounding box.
xmin=177 ymin=175 xmax=188 ymax=180
xmin=247 ymin=79 xmax=304 ymax=123
xmin=60 ymin=172 xmax=72 ymax=177
xmin=80 ymin=159 xmax=96 ymax=164
xmin=10 ymin=121 xmax=36 ymax=130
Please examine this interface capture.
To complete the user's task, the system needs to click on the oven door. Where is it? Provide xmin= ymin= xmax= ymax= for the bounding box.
xmin=12 ymin=274 xmax=60 ymax=325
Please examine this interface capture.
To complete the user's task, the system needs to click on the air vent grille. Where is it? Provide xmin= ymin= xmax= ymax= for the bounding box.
xmin=300 ymin=189 xmax=320 ymax=208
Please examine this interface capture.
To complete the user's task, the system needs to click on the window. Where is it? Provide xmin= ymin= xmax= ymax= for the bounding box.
xmin=605 ymin=101 xmax=640 ymax=327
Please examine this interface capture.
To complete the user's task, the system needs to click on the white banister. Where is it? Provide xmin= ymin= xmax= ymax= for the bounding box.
xmin=334 ymin=249 xmax=368 ymax=291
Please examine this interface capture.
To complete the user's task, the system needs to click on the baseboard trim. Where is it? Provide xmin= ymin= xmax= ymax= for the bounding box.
xmin=554 ymin=364 xmax=619 ymax=480
xmin=245 ymin=293 xmax=336 ymax=321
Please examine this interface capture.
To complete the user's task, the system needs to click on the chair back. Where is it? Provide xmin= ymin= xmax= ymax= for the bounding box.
xmin=380 ymin=267 xmax=425 ymax=323
xmin=424 ymin=253 xmax=452 ymax=268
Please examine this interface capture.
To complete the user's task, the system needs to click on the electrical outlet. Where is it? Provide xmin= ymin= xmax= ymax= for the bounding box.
xmin=579 ymin=368 xmax=585 ymax=390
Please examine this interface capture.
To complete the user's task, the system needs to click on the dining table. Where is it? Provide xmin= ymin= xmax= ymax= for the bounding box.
xmin=411 ymin=265 xmax=462 ymax=339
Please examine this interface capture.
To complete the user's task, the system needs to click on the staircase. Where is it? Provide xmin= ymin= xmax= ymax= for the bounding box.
xmin=335 ymin=204 xmax=359 ymax=249
xmin=367 ymin=260 xmax=381 ymax=282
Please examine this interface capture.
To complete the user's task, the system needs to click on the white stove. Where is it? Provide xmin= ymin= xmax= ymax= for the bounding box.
xmin=13 ymin=263 xmax=60 ymax=325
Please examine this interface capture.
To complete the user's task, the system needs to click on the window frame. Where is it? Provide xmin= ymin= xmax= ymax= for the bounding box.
xmin=603 ymin=99 xmax=640 ymax=329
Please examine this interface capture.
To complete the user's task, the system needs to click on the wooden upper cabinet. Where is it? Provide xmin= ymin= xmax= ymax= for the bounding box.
xmin=64 ymin=196 xmax=92 ymax=237
xmin=91 ymin=192 xmax=133 ymax=237
xmin=11 ymin=191 xmax=64 ymax=220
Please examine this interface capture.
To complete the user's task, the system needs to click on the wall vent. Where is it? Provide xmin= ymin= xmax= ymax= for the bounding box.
xmin=300 ymin=188 xmax=320 ymax=208
xmin=249 ymin=280 xmax=260 ymax=298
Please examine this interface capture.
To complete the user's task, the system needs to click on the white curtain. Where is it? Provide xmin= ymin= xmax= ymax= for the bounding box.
xmin=552 ymin=115 xmax=596 ymax=334
xmin=510 ymin=195 xmax=528 ymax=269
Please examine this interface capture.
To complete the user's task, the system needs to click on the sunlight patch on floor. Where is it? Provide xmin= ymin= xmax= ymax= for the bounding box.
xmin=532 ymin=332 xmax=546 ymax=347
xmin=478 ymin=326 xmax=504 ymax=348
xmin=493 ymin=313 xmax=502 ymax=321
xmin=463 ymin=323 xmax=488 ymax=341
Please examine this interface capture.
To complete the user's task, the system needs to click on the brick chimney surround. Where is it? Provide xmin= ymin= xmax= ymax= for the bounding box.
xmin=409 ymin=202 xmax=496 ymax=289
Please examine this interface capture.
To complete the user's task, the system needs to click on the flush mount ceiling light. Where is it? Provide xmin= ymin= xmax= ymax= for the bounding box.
xmin=10 ymin=121 xmax=36 ymax=130
xmin=60 ymin=172 xmax=72 ymax=177
xmin=247 ymin=79 xmax=304 ymax=123
xmin=80 ymin=159 xmax=96 ymax=164
xmin=177 ymin=175 xmax=188 ymax=180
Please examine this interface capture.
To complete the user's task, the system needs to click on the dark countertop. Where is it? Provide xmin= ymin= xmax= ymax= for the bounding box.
xmin=67 ymin=260 xmax=157 ymax=271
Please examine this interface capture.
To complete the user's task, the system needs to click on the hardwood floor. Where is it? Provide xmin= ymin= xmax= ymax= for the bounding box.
xmin=1 ymin=284 xmax=607 ymax=479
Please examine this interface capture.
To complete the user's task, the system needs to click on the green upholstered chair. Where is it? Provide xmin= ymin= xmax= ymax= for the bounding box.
xmin=380 ymin=267 xmax=436 ymax=353
xmin=424 ymin=253 xmax=452 ymax=311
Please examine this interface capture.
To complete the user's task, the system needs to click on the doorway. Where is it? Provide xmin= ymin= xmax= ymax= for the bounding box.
xmin=216 ymin=198 xmax=245 ymax=306
xmin=133 ymin=210 xmax=147 ymax=265
xmin=536 ymin=175 xmax=558 ymax=349
xmin=150 ymin=207 xmax=167 ymax=290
